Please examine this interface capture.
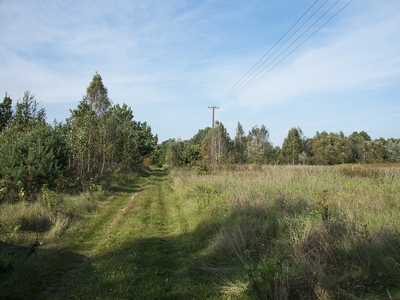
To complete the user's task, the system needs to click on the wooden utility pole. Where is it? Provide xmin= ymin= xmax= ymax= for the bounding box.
xmin=208 ymin=106 xmax=219 ymax=129
xmin=208 ymin=106 xmax=219 ymax=163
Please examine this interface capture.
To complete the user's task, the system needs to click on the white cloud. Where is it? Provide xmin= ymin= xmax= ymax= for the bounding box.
xmin=1 ymin=0 xmax=399 ymax=143
xmin=235 ymin=0 xmax=400 ymax=109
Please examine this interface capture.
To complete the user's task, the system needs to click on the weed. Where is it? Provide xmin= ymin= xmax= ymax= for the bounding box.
xmin=40 ymin=184 xmax=60 ymax=212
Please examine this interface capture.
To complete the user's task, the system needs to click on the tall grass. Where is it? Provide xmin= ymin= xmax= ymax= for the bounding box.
xmin=0 ymin=190 xmax=99 ymax=242
xmin=171 ymin=165 xmax=400 ymax=299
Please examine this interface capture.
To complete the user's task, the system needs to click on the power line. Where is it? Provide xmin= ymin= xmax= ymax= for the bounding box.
xmin=215 ymin=0 xmax=353 ymax=107
xmin=199 ymin=1 xmax=323 ymax=129
xmin=198 ymin=107 xmax=210 ymax=129
xmin=236 ymin=0 xmax=354 ymax=95
xmin=215 ymin=0 xmax=322 ymax=104
xmin=217 ymin=0 xmax=341 ymax=106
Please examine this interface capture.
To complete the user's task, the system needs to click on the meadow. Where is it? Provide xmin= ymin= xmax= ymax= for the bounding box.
xmin=169 ymin=164 xmax=400 ymax=299
xmin=0 ymin=164 xmax=399 ymax=299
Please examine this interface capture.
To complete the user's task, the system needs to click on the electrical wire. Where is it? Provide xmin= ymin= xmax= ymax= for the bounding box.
xmin=214 ymin=0 xmax=353 ymax=107
xmin=237 ymin=0 xmax=354 ymax=95
xmin=215 ymin=0 xmax=322 ymax=104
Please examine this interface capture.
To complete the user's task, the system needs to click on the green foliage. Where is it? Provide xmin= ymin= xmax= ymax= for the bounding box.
xmin=385 ymin=139 xmax=400 ymax=162
xmin=10 ymin=91 xmax=45 ymax=131
xmin=233 ymin=122 xmax=246 ymax=163
xmin=84 ymin=72 xmax=111 ymax=117
xmin=0 ymin=93 xmax=13 ymax=131
xmin=192 ymin=159 xmax=211 ymax=175
xmin=182 ymin=144 xmax=201 ymax=165
xmin=190 ymin=127 xmax=211 ymax=146
xmin=0 ymin=124 xmax=69 ymax=202
xmin=153 ymin=138 xmax=175 ymax=166
xmin=245 ymin=124 xmax=270 ymax=164
xmin=0 ymin=143 xmax=26 ymax=201
xmin=312 ymin=131 xmax=346 ymax=165
xmin=282 ymin=127 xmax=303 ymax=164
xmin=201 ymin=121 xmax=231 ymax=164
xmin=66 ymin=74 xmax=157 ymax=180
xmin=40 ymin=184 xmax=60 ymax=211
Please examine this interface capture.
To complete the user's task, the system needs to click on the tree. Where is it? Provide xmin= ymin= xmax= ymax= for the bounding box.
xmin=154 ymin=139 xmax=175 ymax=167
xmin=246 ymin=125 xmax=270 ymax=164
xmin=202 ymin=121 xmax=230 ymax=163
xmin=86 ymin=73 xmax=113 ymax=174
xmin=109 ymin=103 xmax=137 ymax=168
xmin=11 ymin=91 xmax=46 ymax=131
xmin=233 ymin=122 xmax=246 ymax=163
xmin=190 ymin=127 xmax=211 ymax=146
xmin=0 ymin=93 xmax=13 ymax=131
xmin=182 ymin=143 xmax=201 ymax=166
xmin=386 ymin=139 xmax=400 ymax=162
xmin=66 ymin=99 xmax=98 ymax=176
xmin=282 ymin=127 xmax=303 ymax=164
xmin=312 ymin=131 xmax=346 ymax=165
xmin=0 ymin=124 xmax=69 ymax=201
xmin=165 ymin=139 xmax=185 ymax=167
xmin=84 ymin=72 xmax=111 ymax=117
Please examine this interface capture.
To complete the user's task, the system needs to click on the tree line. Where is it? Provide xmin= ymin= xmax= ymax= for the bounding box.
xmin=155 ymin=123 xmax=400 ymax=167
xmin=0 ymin=73 xmax=157 ymax=202
xmin=1 ymin=72 xmax=399 ymax=201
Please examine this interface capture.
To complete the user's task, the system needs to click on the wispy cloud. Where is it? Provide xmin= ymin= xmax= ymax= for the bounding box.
xmin=0 ymin=0 xmax=399 ymax=144
xmin=235 ymin=0 xmax=400 ymax=109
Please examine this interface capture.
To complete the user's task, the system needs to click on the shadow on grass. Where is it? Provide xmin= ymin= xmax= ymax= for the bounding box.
xmin=68 ymin=200 xmax=400 ymax=299
xmin=3 ymin=172 xmax=399 ymax=299
xmin=0 ymin=240 xmax=92 ymax=300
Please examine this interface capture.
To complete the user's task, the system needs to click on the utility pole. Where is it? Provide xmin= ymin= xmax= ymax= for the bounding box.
xmin=208 ymin=106 xmax=219 ymax=129
xmin=208 ymin=106 xmax=219 ymax=163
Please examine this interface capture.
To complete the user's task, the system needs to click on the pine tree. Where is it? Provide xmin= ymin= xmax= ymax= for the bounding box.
xmin=0 ymin=93 xmax=13 ymax=131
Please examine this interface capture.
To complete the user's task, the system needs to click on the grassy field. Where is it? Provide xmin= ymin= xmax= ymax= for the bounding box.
xmin=1 ymin=165 xmax=400 ymax=299
xmin=181 ymin=164 xmax=400 ymax=299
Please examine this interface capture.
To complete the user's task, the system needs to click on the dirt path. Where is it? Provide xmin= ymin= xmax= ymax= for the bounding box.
xmin=41 ymin=168 xmax=213 ymax=299
xmin=38 ymin=176 xmax=149 ymax=299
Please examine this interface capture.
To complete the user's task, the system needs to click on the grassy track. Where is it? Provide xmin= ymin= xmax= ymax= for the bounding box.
xmin=53 ymin=168 xmax=214 ymax=299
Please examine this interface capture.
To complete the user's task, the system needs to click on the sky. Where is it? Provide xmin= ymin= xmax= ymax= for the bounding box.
xmin=1 ymin=0 xmax=399 ymax=147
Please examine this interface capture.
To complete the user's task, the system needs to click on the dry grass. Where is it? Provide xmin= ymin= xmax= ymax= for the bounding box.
xmin=171 ymin=164 xmax=400 ymax=299
xmin=0 ymin=190 xmax=99 ymax=244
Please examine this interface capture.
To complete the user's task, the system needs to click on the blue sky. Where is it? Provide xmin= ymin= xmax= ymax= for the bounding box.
xmin=1 ymin=0 xmax=399 ymax=146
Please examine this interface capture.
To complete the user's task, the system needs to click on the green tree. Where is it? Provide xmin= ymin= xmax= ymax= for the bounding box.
xmin=10 ymin=91 xmax=46 ymax=131
xmin=66 ymin=99 xmax=98 ymax=176
xmin=190 ymin=127 xmax=211 ymax=146
xmin=182 ymin=143 xmax=201 ymax=166
xmin=109 ymin=103 xmax=137 ymax=168
xmin=312 ymin=131 xmax=346 ymax=165
xmin=0 ymin=93 xmax=13 ymax=131
xmin=166 ymin=139 xmax=185 ymax=167
xmin=84 ymin=72 xmax=111 ymax=117
xmin=385 ymin=139 xmax=400 ymax=162
xmin=246 ymin=125 xmax=270 ymax=164
xmin=154 ymin=139 xmax=175 ymax=167
xmin=233 ymin=122 xmax=246 ymax=164
xmin=86 ymin=73 xmax=112 ymax=174
xmin=132 ymin=121 xmax=158 ymax=166
xmin=0 ymin=124 xmax=69 ymax=201
xmin=282 ymin=127 xmax=303 ymax=164
xmin=202 ymin=121 xmax=230 ymax=163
